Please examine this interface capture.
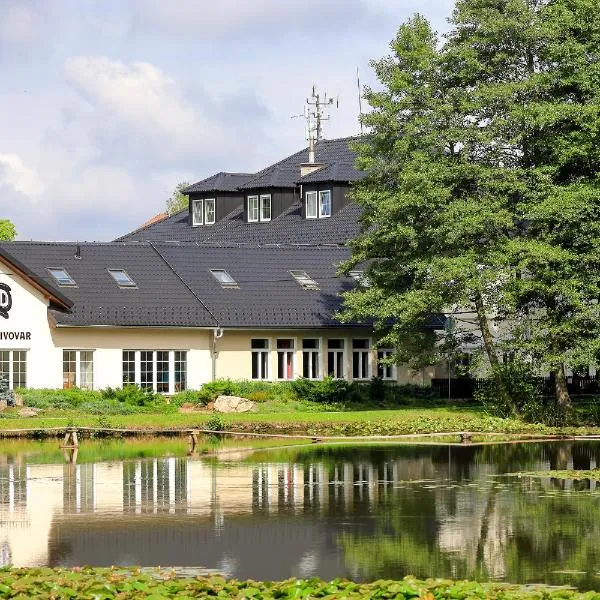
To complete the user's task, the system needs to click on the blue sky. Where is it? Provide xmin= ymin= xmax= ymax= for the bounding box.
xmin=0 ymin=0 xmax=454 ymax=241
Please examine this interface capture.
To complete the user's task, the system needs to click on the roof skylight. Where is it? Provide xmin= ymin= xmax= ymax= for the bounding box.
xmin=108 ymin=269 xmax=137 ymax=288
xmin=47 ymin=267 xmax=76 ymax=287
xmin=210 ymin=269 xmax=238 ymax=287
xmin=290 ymin=270 xmax=319 ymax=290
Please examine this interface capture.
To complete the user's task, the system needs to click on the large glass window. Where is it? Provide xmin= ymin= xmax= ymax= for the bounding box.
xmin=319 ymin=190 xmax=332 ymax=218
xmin=123 ymin=351 xmax=187 ymax=393
xmin=63 ymin=351 xmax=77 ymax=388
xmin=327 ymin=339 xmax=344 ymax=379
xmin=0 ymin=350 xmax=27 ymax=389
xmin=277 ymin=339 xmax=294 ymax=380
xmin=352 ymin=339 xmax=370 ymax=380
xmin=248 ymin=196 xmax=259 ymax=222
xmin=305 ymin=191 xmax=318 ymax=219
xmin=175 ymin=351 xmax=187 ymax=392
xmin=63 ymin=350 xmax=94 ymax=389
xmin=156 ymin=351 xmax=169 ymax=393
xmin=377 ymin=349 xmax=395 ymax=380
xmin=260 ymin=194 xmax=272 ymax=221
xmin=302 ymin=339 xmax=320 ymax=379
xmin=192 ymin=199 xmax=204 ymax=226
xmin=140 ymin=351 xmax=154 ymax=391
xmin=251 ymin=339 xmax=269 ymax=380
xmin=80 ymin=351 xmax=94 ymax=389
xmin=204 ymin=198 xmax=216 ymax=225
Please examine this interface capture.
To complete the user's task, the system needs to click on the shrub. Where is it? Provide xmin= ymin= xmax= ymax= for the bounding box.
xmin=290 ymin=377 xmax=351 ymax=403
xmin=206 ymin=414 xmax=225 ymax=432
xmin=475 ymin=362 xmax=568 ymax=425
xmin=247 ymin=390 xmax=270 ymax=403
xmin=21 ymin=387 xmax=101 ymax=409
xmin=0 ymin=375 xmax=14 ymax=406
xmin=170 ymin=389 xmax=202 ymax=407
xmin=101 ymin=385 xmax=160 ymax=407
xmin=197 ymin=379 xmax=295 ymax=405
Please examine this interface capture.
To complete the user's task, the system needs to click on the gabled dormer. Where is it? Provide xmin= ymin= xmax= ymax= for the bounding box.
xmin=184 ymin=172 xmax=252 ymax=227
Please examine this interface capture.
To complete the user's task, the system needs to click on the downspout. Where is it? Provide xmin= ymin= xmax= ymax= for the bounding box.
xmin=212 ymin=327 xmax=224 ymax=381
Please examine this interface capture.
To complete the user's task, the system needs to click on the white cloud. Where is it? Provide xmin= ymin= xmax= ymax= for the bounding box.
xmin=0 ymin=154 xmax=44 ymax=197
xmin=64 ymin=57 xmax=218 ymax=152
xmin=0 ymin=4 xmax=41 ymax=45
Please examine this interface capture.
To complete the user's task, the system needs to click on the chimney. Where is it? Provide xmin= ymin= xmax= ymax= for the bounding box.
xmin=300 ymin=134 xmax=325 ymax=177
xmin=74 ymin=245 xmax=81 ymax=260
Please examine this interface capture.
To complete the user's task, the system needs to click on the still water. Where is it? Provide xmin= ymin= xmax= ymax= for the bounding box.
xmin=1 ymin=439 xmax=600 ymax=588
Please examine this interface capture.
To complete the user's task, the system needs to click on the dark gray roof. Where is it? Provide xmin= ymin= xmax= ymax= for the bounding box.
xmin=117 ymin=201 xmax=363 ymax=245
xmin=184 ymin=172 xmax=253 ymax=193
xmin=0 ymin=241 xmax=371 ymax=329
xmin=298 ymin=162 xmax=365 ymax=184
xmin=238 ymin=137 xmax=359 ymax=190
xmin=0 ymin=242 xmax=217 ymax=328
xmin=155 ymin=243 xmax=363 ymax=329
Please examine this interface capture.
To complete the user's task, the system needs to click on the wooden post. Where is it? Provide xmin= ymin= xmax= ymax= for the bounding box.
xmin=188 ymin=429 xmax=199 ymax=455
xmin=460 ymin=432 xmax=472 ymax=444
xmin=60 ymin=428 xmax=80 ymax=449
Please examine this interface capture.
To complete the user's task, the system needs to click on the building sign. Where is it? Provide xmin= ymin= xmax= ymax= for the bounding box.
xmin=0 ymin=283 xmax=12 ymax=320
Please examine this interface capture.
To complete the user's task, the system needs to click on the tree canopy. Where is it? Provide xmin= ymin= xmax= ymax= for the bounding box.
xmin=166 ymin=181 xmax=191 ymax=215
xmin=0 ymin=220 xmax=17 ymax=241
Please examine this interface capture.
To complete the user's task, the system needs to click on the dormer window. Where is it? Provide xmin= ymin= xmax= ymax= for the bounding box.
xmin=248 ymin=194 xmax=271 ymax=222
xmin=192 ymin=198 xmax=216 ymax=226
xmin=305 ymin=190 xmax=331 ymax=219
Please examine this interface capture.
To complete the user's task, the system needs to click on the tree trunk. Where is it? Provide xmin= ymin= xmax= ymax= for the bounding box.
xmin=553 ymin=363 xmax=572 ymax=409
xmin=473 ymin=291 xmax=512 ymax=409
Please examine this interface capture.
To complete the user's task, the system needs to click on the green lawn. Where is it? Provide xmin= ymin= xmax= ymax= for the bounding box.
xmin=0 ymin=405 xmax=594 ymax=437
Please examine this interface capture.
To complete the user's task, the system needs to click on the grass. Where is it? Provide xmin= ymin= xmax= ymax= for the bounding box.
xmin=0 ymin=568 xmax=597 ymax=599
xmin=0 ymin=404 xmax=598 ymax=437
xmin=512 ymin=469 xmax=600 ymax=481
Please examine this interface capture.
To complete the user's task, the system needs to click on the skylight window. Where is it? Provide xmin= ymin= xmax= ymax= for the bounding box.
xmin=108 ymin=269 xmax=137 ymax=288
xmin=290 ymin=270 xmax=319 ymax=290
xmin=47 ymin=268 xmax=76 ymax=287
xmin=210 ymin=269 xmax=237 ymax=287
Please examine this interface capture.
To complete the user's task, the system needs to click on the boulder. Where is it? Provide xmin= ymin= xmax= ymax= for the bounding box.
xmin=17 ymin=407 xmax=39 ymax=417
xmin=214 ymin=395 xmax=256 ymax=413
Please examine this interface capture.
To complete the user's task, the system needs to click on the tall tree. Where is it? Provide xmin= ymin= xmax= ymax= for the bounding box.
xmin=166 ymin=181 xmax=191 ymax=215
xmin=341 ymin=15 xmax=514 ymax=400
xmin=0 ymin=220 xmax=16 ymax=241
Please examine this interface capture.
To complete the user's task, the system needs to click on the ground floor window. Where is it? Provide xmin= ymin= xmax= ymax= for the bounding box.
xmin=122 ymin=350 xmax=187 ymax=393
xmin=327 ymin=339 xmax=344 ymax=378
xmin=0 ymin=350 xmax=26 ymax=389
xmin=302 ymin=339 xmax=320 ymax=379
xmin=277 ymin=339 xmax=294 ymax=380
xmin=251 ymin=339 xmax=269 ymax=380
xmin=377 ymin=349 xmax=395 ymax=380
xmin=352 ymin=339 xmax=371 ymax=380
xmin=63 ymin=350 xmax=94 ymax=389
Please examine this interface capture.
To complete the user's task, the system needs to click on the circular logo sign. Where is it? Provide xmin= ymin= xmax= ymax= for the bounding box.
xmin=0 ymin=283 xmax=12 ymax=319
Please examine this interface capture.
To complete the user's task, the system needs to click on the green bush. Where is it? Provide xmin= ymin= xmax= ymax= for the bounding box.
xmin=170 ymin=389 xmax=202 ymax=407
xmin=197 ymin=379 xmax=295 ymax=405
xmin=79 ymin=400 xmax=139 ymax=415
xmin=21 ymin=387 xmax=101 ymax=409
xmin=101 ymin=385 xmax=160 ymax=407
xmin=0 ymin=375 xmax=14 ymax=406
xmin=290 ymin=377 xmax=352 ymax=403
xmin=206 ymin=414 xmax=225 ymax=432
xmin=475 ymin=362 xmax=569 ymax=426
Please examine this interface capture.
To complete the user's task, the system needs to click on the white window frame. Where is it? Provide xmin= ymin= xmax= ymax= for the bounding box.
xmin=204 ymin=198 xmax=216 ymax=225
xmin=192 ymin=199 xmax=204 ymax=226
xmin=122 ymin=350 xmax=187 ymax=394
xmin=251 ymin=339 xmax=269 ymax=380
xmin=377 ymin=349 xmax=396 ymax=381
xmin=327 ymin=339 xmax=345 ymax=379
xmin=306 ymin=191 xmax=318 ymax=219
xmin=260 ymin=194 xmax=272 ymax=222
xmin=352 ymin=338 xmax=371 ymax=380
xmin=63 ymin=350 xmax=94 ymax=390
xmin=319 ymin=190 xmax=332 ymax=218
xmin=302 ymin=339 xmax=320 ymax=379
xmin=276 ymin=338 xmax=295 ymax=380
xmin=0 ymin=349 xmax=27 ymax=389
xmin=248 ymin=195 xmax=260 ymax=222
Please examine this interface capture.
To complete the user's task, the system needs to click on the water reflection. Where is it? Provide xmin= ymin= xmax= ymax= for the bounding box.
xmin=0 ymin=442 xmax=600 ymax=587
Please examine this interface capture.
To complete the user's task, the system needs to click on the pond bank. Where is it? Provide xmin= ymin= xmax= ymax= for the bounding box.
xmin=0 ymin=568 xmax=595 ymax=599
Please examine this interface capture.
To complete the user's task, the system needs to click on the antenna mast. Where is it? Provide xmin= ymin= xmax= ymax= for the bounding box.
xmin=293 ymin=85 xmax=338 ymax=163
xmin=356 ymin=67 xmax=364 ymax=134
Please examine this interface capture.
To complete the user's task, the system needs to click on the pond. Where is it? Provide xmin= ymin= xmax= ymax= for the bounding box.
xmin=0 ymin=437 xmax=600 ymax=589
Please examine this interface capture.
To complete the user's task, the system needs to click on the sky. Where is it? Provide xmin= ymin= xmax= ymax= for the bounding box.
xmin=0 ymin=0 xmax=454 ymax=242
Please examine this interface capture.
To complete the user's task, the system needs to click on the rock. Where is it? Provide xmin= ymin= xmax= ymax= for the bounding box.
xmin=18 ymin=407 xmax=39 ymax=417
xmin=214 ymin=395 xmax=257 ymax=413
xmin=14 ymin=393 xmax=23 ymax=407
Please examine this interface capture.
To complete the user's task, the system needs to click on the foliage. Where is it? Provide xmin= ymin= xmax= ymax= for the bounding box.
xmin=21 ymin=387 xmax=102 ymax=409
xmin=290 ymin=377 xmax=352 ymax=403
xmin=169 ymin=390 xmax=202 ymax=407
xmin=197 ymin=379 xmax=295 ymax=405
xmin=79 ymin=400 xmax=140 ymax=415
xmin=0 ymin=375 xmax=14 ymax=406
xmin=0 ymin=568 xmax=597 ymax=599
xmin=101 ymin=385 xmax=160 ymax=407
xmin=205 ymin=414 xmax=224 ymax=432
xmin=166 ymin=181 xmax=191 ymax=215
xmin=0 ymin=219 xmax=16 ymax=241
